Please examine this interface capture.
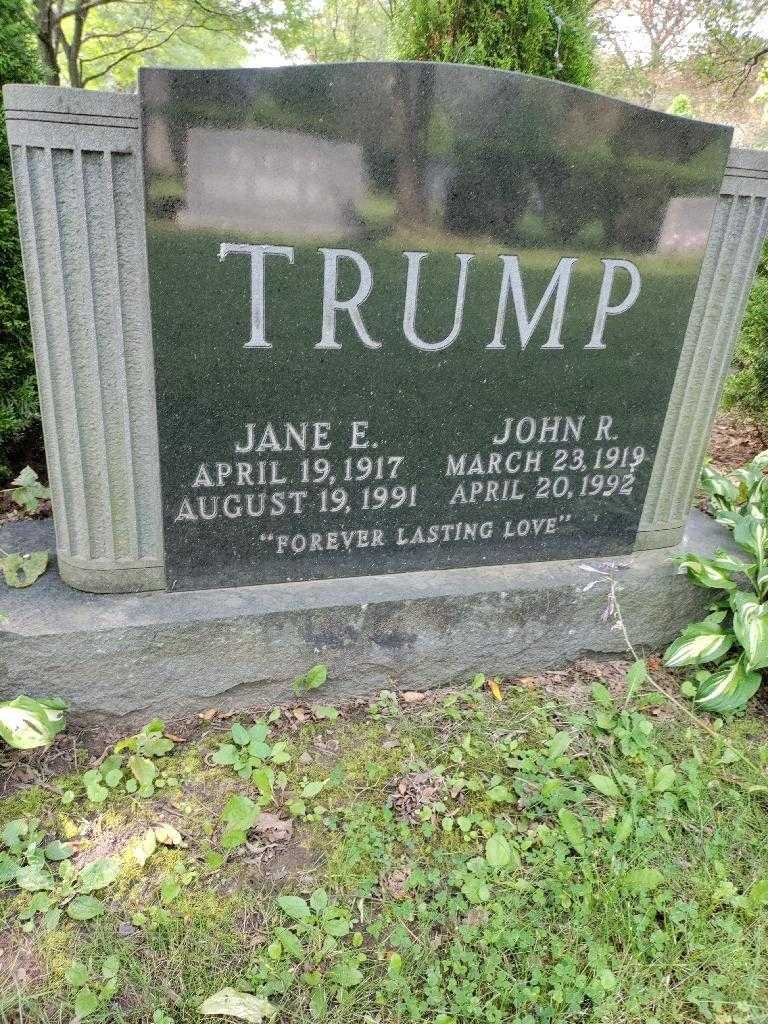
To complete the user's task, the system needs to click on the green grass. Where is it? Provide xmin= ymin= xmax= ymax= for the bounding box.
xmin=2 ymin=676 xmax=768 ymax=1023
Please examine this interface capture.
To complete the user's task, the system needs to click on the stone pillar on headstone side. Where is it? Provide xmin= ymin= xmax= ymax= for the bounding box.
xmin=3 ymin=85 xmax=165 ymax=592
xmin=638 ymin=149 xmax=768 ymax=549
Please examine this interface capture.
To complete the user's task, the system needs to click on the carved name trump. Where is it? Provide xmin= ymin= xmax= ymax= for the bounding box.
xmin=219 ymin=244 xmax=641 ymax=353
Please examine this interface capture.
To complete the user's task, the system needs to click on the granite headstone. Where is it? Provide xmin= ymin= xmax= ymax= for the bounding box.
xmin=139 ymin=63 xmax=731 ymax=591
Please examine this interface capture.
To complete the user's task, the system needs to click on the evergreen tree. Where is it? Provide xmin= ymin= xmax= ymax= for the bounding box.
xmin=396 ymin=0 xmax=595 ymax=87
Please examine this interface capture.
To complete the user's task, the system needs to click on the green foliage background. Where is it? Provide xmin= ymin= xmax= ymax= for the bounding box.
xmin=0 ymin=0 xmax=42 ymax=485
xmin=396 ymin=0 xmax=595 ymax=86
xmin=724 ymin=243 xmax=768 ymax=430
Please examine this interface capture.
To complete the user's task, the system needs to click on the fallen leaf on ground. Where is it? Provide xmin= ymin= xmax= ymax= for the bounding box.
xmin=486 ymin=678 xmax=503 ymax=700
xmin=154 ymin=824 xmax=184 ymax=846
xmin=463 ymin=907 xmax=490 ymax=928
xmin=401 ymin=691 xmax=427 ymax=703
xmin=389 ymin=772 xmax=443 ymax=823
xmin=253 ymin=813 xmax=293 ymax=843
xmin=199 ymin=988 xmax=276 ymax=1022
xmin=383 ymin=866 xmax=411 ymax=899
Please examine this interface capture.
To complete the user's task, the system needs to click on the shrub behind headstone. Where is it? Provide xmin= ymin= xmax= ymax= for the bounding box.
xmin=0 ymin=0 xmax=43 ymax=485
xmin=723 ymin=243 xmax=768 ymax=430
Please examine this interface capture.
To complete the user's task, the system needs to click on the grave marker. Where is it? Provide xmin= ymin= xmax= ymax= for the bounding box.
xmin=139 ymin=64 xmax=731 ymax=590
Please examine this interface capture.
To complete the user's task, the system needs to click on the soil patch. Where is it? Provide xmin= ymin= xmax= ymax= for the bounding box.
xmin=706 ymin=411 xmax=766 ymax=474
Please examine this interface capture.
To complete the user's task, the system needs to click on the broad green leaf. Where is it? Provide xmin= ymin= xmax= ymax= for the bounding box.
xmin=274 ymin=926 xmax=304 ymax=958
xmin=248 ymin=722 xmax=269 ymax=744
xmin=43 ymin=908 xmax=61 ymax=931
xmin=270 ymin=741 xmax=291 ymax=765
xmin=547 ymin=732 xmax=573 ymax=759
xmin=313 ymin=706 xmax=340 ymax=721
xmin=485 ymin=833 xmax=513 ymax=868
xmin=731 ymin=592 xmax=768 ymax=669
xmin=328 ymin=962 xmax=363 ymax=988
xmin=74 ymin=986 xmax=99 ymax=1018
xmin=309 ymin=887 xmax=328 ymax=911
xmin=0 ymin=852 xmax=18 ymax=882
xmin=199 ymin=989 xmax=276 ymax=1022
xmin=212 ymin=744 xmax=239 ymax=766
xmin=710 ymin=550 xmax=752 ymax=575
xmin=614 ymin=813 xmax=633 ymax=845
xmin=128 ymin=754 xmax=156 ymax=788
xmin=44 ymin=840 xmax=75 ymax=862
xmin=160 ymin=878 xmax=181 ymax=904
xmin=277 ymin=895 xmax=311 ymax=921
xmin=305 ymin=664 xmax=328 ymax=690
xmin=78 ymin=857 xmax=119 ymax=893
xmin=623 ymin=867 xmax=665 ymax=894
xmin=221 ymin=793 xmax=259 ymax=831
xmin=16 ymin=864 xmax=54 ymax=891
xmin=676 ymin=554 xmax=737 ymax=590
xmin=251 ymin=767 xmax=274 ymax=802
xmin=67 ymin=894 xmax=105 ymax=921
xmin=310 ymin=986 xmax=328 ymax=1020
xmin=695 ymin=657 xmax=762 ymax=714
xmin=221 ymin=828 xmax=247 ymax=850
xmin=653 ymin=765 xmax=676 ymax=793
xmin=589 ymin=773 xmax=621 ymax=799
xmin=104 ymin=768 xmax=123 ymax=788
xmin=248 ymin=740 xmax=271 ymax=759
xmin=301 ymin=780 xmax=327 ymax=799
xmin=599 ymin=968 xmax=618 ymax=991
xmin=10 ymin=466 xmax=49 ymax=508
xmin=322 ymin=915 xmax=351 ymax=937
xmin=65 ymin=962 xmax=89 ymax=987
xmin=0 ymin=550 xmax=48 ymax=588
xmin=2 ymin=817 xmax=28 ymax=847
xmin=293 ymin=664 xmax=328 ymax=695
xmin=591 ymin=682 xmax=613 ymax=708
xmin=747 ymin=878 xmax=768 ymax=909
xmin=231 ymin=723 xmax=250 ymax=746
xmin=664 ymin=627 xmax=733 ymax=668
xmin=485 ymin=783 xmax=513 ymax=803
xmin=625 ymin=659 xmax=650 ymax=697
xmin=700 ymin=464 xmax=740 ymax=506
xmin=0 ymin=695 xmax=66 ymax=749
xmin=557 ymin=808 xmax=585 ymax=853
xmin=102 ymin=955 xmax=119 ymax=980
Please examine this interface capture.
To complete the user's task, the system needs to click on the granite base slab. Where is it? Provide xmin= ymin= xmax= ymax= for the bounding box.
xmin=0 ymin=513 xmax=726 ymax=724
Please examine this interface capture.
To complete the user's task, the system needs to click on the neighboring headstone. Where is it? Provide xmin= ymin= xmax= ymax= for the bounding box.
xmin=139 ymin=65 xmax=731 ymax=591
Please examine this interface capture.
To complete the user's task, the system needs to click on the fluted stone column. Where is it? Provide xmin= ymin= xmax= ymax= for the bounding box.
xmin=3 ymin=85 xmax=164 ymax=592
xmin=3 ymin=86 xmax=768 ymax=591
xmin=637 ymin=148 xmax=768 ymax=549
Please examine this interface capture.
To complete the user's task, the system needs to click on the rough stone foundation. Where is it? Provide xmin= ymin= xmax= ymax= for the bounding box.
xmin=0 ymin=512 xmax=728 ymax=724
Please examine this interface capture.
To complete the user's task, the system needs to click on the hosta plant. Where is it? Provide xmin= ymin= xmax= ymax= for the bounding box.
xmin=664 ymin=451 xmax=768 ymax=712
xmin=0 ymin=695 xmax=66 ymax=748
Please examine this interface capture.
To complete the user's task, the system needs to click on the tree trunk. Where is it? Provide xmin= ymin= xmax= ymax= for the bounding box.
xmin=67 ymin=9 xmax=85 ymax=87
xmin=35 ymin=0 xmax=60 ymax=85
